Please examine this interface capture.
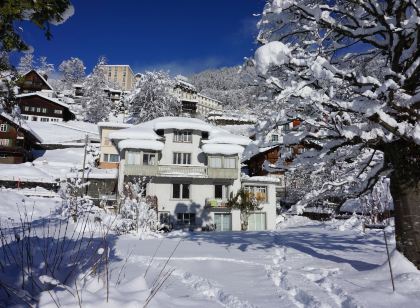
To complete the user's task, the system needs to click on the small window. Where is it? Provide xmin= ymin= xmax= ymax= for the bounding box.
xmin=24 ymin=106 xmax=29 ymax=111
xmin=172 ymin=183 xmax=190 ymax=199
xmin=42 ymin=108 xmax=47 ymax=113
xmin=143 ymin=153 xmax=156 ymax=165
xmin=0 ymin=139 xmax=11 ymax=146
xmin=54 ymin=109 xmax=63 ymax=115
xmin=215 ymin=185 xmax=226 ymax=199
xmin=209 ymin=156 xmax=222 ymax=168
xmin=36 ymin=107 xmax=41 ymax=112
xmin=40 ymin=118 xmax=49 ymax=122
xmin=30 ymin=107 xmax=35 ymax=112
xmin=271 ymin=134 xmax=279 ymax=142
xmin=0 ymin=124 xmax=8 ymax=132
xmin=173 ymin=152 xmax=191 ymax=164
xmin=177 ymin=213 xmax=195 ymax=226
xmin=173 ymin=130 xmax=192 ymax=143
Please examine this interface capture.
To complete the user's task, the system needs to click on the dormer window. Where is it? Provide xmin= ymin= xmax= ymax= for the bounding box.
xmin=174 ymin=130 xmax=192 ymax=143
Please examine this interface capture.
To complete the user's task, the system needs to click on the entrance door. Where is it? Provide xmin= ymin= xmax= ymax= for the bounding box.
xmin=214 ymin=213 xmax=232 ymax=231
xmin=248 ymin=213 xmax=266 ymax=231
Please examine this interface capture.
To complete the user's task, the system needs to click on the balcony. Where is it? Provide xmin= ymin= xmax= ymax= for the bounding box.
xmin=205 ymin=198 xmax=229 ymax=209
xmin=124 ymin=164 xmax=237 ymax=179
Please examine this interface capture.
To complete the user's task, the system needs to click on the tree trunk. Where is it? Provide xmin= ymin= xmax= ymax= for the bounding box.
xmin=386 ymin=140 xmax=420 ymax=270
xmin=390 ymin=176 xmax=420 ymax=269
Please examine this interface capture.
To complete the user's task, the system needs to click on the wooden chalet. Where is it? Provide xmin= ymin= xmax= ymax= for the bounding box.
xmin=0 ymin=113 xmax=41 ymax=164
xmin=18 ymin=70 xmax=53 ymax=93
xmin=16 ymin=93 xmax=76 ymax=122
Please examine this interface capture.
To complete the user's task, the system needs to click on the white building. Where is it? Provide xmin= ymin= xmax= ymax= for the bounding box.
xmin=109 ymin=117 xmax=277 ymax=231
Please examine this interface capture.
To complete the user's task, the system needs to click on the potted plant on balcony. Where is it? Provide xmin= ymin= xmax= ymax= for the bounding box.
xmin=226 ymin=188 xmax=263 ymax=231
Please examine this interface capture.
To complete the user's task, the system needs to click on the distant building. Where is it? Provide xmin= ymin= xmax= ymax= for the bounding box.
xmin=18 ymin=70 xmax=53 ymax=94
xmin=0 ymin=112 xmax=41 ymax=164
xmin=16 ymin=93 xmax=76 ymax=123
xmin=101 ymin=65 xmax=135 ymax=91
xmin=173 ymin=79 xmax=223 ymax=117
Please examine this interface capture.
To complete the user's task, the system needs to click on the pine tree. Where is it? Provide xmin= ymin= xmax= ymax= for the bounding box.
xmin=83 ymin=57 xmax=113 ymax=123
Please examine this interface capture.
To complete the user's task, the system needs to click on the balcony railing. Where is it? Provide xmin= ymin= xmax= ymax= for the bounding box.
xmin=124 ymin=163 xmax=237 ymax=179
xmin=205 ymin=198 xmax=229 ymax=208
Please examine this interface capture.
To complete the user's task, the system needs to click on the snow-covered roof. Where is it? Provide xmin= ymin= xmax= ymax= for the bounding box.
xmin=97 ymin=122 xmax=133 ymax=129
xmin=22 ymin=70 xmax=54 ymax=90
xmin=0 ymin=112 xmax=42 ymax=142
xmin=118 ymin=140 xmax=165 ymax=151
xmin=27 ymin=121 xmax=99 ymax=144
xmin=202 ymin=143 xmax=244 ymax=155
xmin=241 ymin=175 xmax=281 ymax=184
xmin=16 ymin=92 xmax=71 ymax=110
xmin=109 ymin=117 xmax=251 ymax=153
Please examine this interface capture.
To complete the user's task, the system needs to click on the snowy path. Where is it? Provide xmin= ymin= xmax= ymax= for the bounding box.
xmin=113 ymin=223 xmax=420 ymax=307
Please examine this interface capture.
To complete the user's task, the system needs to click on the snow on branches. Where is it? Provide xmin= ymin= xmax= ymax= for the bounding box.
xmin=127 ymin=71 xmax=181 ymax=124
xmin=252 ymin=0 xmax=420 ymax=210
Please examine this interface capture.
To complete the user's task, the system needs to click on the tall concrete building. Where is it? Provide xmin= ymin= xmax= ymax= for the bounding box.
xmin=102 ymin=65 xmax=135 ymax=91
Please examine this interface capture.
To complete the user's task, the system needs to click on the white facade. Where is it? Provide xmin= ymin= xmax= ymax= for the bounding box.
xmin=109 ymin=117 xmax=277 ymax=231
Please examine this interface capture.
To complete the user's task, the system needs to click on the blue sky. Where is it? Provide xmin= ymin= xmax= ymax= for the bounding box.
xmin=13 ymin=0 xmax=265 ymax=76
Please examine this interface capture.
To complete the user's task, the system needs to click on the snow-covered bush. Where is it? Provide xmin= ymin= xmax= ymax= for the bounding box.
xmin=113 ymin=179 xmax=158 ymax=234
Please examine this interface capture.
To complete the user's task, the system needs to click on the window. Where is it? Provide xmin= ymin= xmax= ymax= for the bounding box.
xmin=22 ymin=115 xmax=29 ymax=120
xmin=172 ymin=183 xmax=190 ymax=199
xmin=40 ymin=118 xmax=49 ymax=122
xmin=215 ymin=184 xmax=228 ymax=199
xmin=54 ymin=109 xmax=63 ymax=115
xmin=224 ymin=157 xmax=236 ymax=169
xmin=173 ymin=130 xmax=192 ymax=143
xmin=173 ymin=152 xmax=191 ymax=164
xmin=30 ymin=107 xmax=35 ymax=112
xmin=42 ymin=108 xmax=47 ymax=113
xmin=271 ymin=134 xmax=279 ymax=142
xmin=159 ymin=212 xmax=171 ymax=224
xmin=36 ymin=107 xmax=41 ymax=112
xmin=0 ymin=139 xmax=11 ymax=146
xmin=32 ymin=116 xmax=38 ymax=121
xmin=0 ymin=124 xmax=8 ymax=132
xmin=244 ymin=186 xmax=268 ymax=203
xmin=208 ymin=156 xmax=236 ymax=169
xmin=104 ymin=154 xmax=120 ymax=163
xmin=209 ymin=156 xmax=222 ymax=168
xmin=126 ymin=151 xmax=141 ymax=164
xmin=24 ymin=106 xmax=29 ymax=111
xmin=177 ymin=213 xmax=195 ymax=226
xmin=143 ymin=153 xmax=156 ymax=165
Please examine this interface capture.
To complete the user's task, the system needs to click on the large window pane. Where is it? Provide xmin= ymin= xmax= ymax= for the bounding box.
xmin=209 ymin=156 xmax=222 ymax=168
xmin=224 ymin=157 xmax=236 ymax=169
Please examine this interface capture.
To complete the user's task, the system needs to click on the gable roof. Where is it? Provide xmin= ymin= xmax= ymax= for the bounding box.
xmin=22 ymin=70 xmax=54 ymax=91
xmin=16 ymin=92 xmax=72 ymax=110
xmin=0 ymin=112 xmax=42 ymax=143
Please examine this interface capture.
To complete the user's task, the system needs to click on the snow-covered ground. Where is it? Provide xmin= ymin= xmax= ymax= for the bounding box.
xmin=0 ymin=191 xmax=419 ymax=307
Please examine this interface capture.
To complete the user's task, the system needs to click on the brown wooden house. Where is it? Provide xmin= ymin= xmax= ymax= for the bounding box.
xmin=16 ymin=93 xmax=76 ymax=122
xmin=18 ymin=70 xmax=53 ymax=93
xmin=0 ymin=113 xmax=41 ymax=164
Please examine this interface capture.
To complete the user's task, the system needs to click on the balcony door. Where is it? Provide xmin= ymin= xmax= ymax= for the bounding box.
xmin=214 ymin=213 xmax=232 ymax=231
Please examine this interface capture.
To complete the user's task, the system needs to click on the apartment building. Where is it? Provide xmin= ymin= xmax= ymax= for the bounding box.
xmin=102 ymin=65 xmax=135 ymax=91
xmin=108 ymin=116 xmax=277 ymax=231
xmin=173 ymin=79 xmax=223 ymax=117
